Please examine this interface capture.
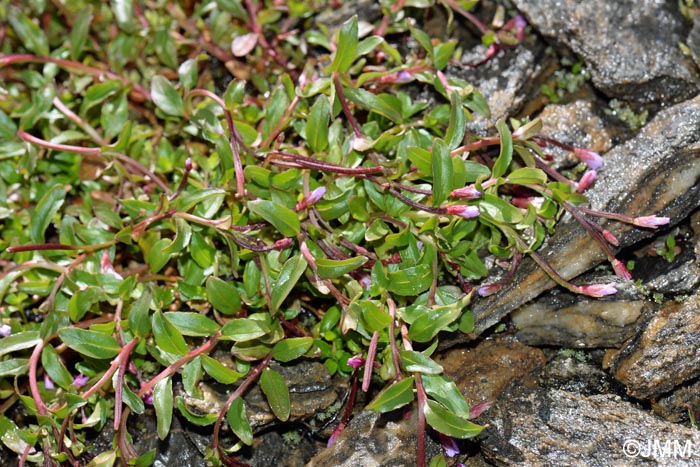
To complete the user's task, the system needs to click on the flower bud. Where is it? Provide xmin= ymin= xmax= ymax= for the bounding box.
xmin=445 ymin=205 xmax=480 ymax=219
xmin=573 ymin=148 xmax=603 ymax=169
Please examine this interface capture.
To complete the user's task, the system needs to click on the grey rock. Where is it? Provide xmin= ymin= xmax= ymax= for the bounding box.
xmin=652 ymin=377 xmax=700 ymax=423
xmin=306 ymin=409 xmax=442 ymax=467
xmin=479 ymin=386 xmax=700 ymax=467
xmin=511 ymin=283 xmax=645 ymax=348
xmin=513 ymin=0 xmax=699 ymax=103
xmin=607 ymin=293 xmax=700 ymax=400
xmin=449 ymin=40 xmax=553 ymax=134
xmin=470 ymin=92 xmax=700 ymax=338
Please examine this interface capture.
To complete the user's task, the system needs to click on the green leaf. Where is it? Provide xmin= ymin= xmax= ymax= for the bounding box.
xmin=408 ymin=303 xmax=463 ymax=343
xmin=151 ymin=75 xmax=184 ymax=117
xmin=57 ymin=328 xmax=120 ymax=359
xmin=152 ymin=310 xmax=188 ymax=356
xmin=80 ymin=80 xmax=122 ymax=115
xmin=153 ymin=378 xmax=173 ymax=440
xmin=247 ymin=199 xmax=300 ymax=237
xmin=154 ymin=28 xmax=178 ymax=68
xmin=270 ymin=255 xmax=308 ymax=313
xmin=305 ymin=96 xmax=330 ymax=152
xmin=201 ymin=355 xmax=243 ymax=384
xmin=178 ymin=59 xmax=199 ymax=91
xmin=0 ymin=415 xmax=32 ymax=455
xmin=161 ymin=217 xmax=192 ymax=256
xmin=206 ymin=277 xmax=242 ymax=316
xmin=41 ymin=345 xmax=73 ymax=389
xmin=421 ymin=374 xmax=471 ymax=419
xmin=0 ymin=331 xmax=41 ymax=358
xmin=478 ymin=193 xmax=524 ymax=224
xmin=506 ymin=167 xmax=547 ymax=186
xmin=8 ymin=8 xmax=49 ymax=56
xmin=0 ymin=359 xmax=28 ymax=378
xmin=407 ymin=146 xmax=432 ymax=175
xmin=271 ymin=337 xmax=313 ymax=362
xmin=260 ymin=368 xmax=290 ymax=421
xmin=128 ymin=289 xmax=152 ymax=338
xmin=352 ymin=300 xmax=391 ymax=333
xmin=410 ymin=26 xmax=433 ymax=59
xmin=433 ymin=40 xmax=457 ymax=70
xmin=344 ymin=88 xmax=403 ymax=123
xmin=221 ymin=317 xmax=270 ymax=342
xmin=328 ymin=15 xmax=358 ymax=72
xmin=261 ymin=85 xmax=289 ymax=144
xmin=315 ymin=256 xmax=368 ymax=279
xmin=68 ymin=286 xmax=103 ymax=322
xmin=227 ymin=398 xmax=253 ymax=445
xmin=354 ymin=35 xmax=383 ymax=60
xmin=164 ymin=312 xmax=220 ymax=336
xmin=431 ymin=138 xmax=452 ymax=206
xmin=69 ymin=8 xmax=93 ymax=60
xmin=424 ymin=399 xmax=483 ymax=439
xmin=366 ymin=377 xmax=415 ymax=413
xmin=31 ymin=184 xmax=66 ymax=244
xmin=492 ymin=119 xmax=513 ymax=178
xmin=386 ymin=264 xmax=432 ymax=296
xmin=399 ymin=350 xmax=443 ymax=375
xmin=110 ymin=0 xmax=134 ymax=32
xmin=0 ymin=109 xmax=17 ymax=139
xmin=445 ymin=92 xmax=467 ymax=150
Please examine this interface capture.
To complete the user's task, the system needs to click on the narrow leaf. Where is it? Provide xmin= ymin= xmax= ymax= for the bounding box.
xmin=70 ymin=8 xmax=93 ymax=60
xmin=164 ymin=312 xmax=220 ymax=336
xmin=270 ymin=255 xmax=308 ymax=312
xmin=492 ymin=119 xmax=513 ymax=178
xmin=424 ymin=399 xmax=483 ymax=439
xmin=315 ymin=256 xmax=368 ymax=279
xmin=153 ymin=378 xmax=173 ymax=440
xmin=305 ymin=96 xmax=330 ymax=152
xmin=128 ymin=289 xmax=152 ymax=338
xmin=30 ymin=184 xmax=66 ymax=244
xmin=0 ymin=331 xmax=41 ymax=358
xmin=366 ymin=377 xmax=415 ymax=413
xmin=431 ymin=138 xmax=452 ymax=206
xmin=329 ymin=15 xmax=358 ymax=72
xmin=445 ymin=92 xmax=467 ymax=150
xmin=399 ymin=350 xmax=443 ymax=375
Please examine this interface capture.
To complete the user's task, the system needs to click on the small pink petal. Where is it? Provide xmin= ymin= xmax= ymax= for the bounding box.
xmin=347 ymin=354 xmax=365 ymax=369
xmin=0 ymin=324 xmax=11 ymax=337
xmin=575 ymin=283 xmax=617 ymax=297
xmin=573 ymin=148 xmax=603 ymax=170
xmin=44 ymin=374 xmax=55 ymax=390
xmin=576 ymin=170 xmax=597 ymax=192
xmin=633 ymin=215 xmax=670 ymax=229
xmin=602 ymin=229 xmax=620 ymax=246
xmin=612 ymin=259 xmax=632 ymax=280
xmin=446 ymin=205 xmax=480 ymax=219
xmin=73 ymin=374 xmax=89 ymax=388
xmin=477 ymin=284 xmax=499 ymax=296
xmin=450 ymin=185 xmax=482 ymax=199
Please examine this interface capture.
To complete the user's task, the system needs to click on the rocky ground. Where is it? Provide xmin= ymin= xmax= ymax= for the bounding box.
xmin=8 ymin=1 xmax=697 ymax=466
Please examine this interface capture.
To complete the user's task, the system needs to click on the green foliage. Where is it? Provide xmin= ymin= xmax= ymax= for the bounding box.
xmin=0 ymin=1 xmax=628 ymax=464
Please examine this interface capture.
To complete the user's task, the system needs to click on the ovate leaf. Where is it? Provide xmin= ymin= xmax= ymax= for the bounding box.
xmin=491 ymin=119 xmax=512 ymax=178
xmin=152 ymin=311 xmax=188 ymax=356
xmin=260 ymin=368 xmax=290 ymax=421
xmin=227 ymin=397 xmax=253 ymax=445
xmin=270 ymin=255 xmax=307 ymax=313
xmin=431 ymin=138 xmax=452 ymax=206
xmin=57 ymin=328 xmax=120 ymax=359
xmin=151 ymin=75 xmax=184 ymax=117
xmin=271 ymin=337 xmax=313 ymax=362
xmin=206 ymin=277 xmax=242 ymax=316
xmin=247 ymin=200 xmax=300 ymax=237
xmin=328 ymin=15 xmax=358 ymax=73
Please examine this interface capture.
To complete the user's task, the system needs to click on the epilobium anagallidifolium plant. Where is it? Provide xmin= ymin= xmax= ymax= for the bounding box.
xmin=0 ymin=1 xmax=668 ymax=466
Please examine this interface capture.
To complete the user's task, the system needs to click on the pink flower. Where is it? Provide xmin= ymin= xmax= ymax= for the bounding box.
xmin=0 ymin=324 xmax=11 ymax=337
xmin=446 ymin=205 xmax=480 ymax=219
xmin=602 ymin=229 xmax=619 ymax=246
xmin=73 ymin=374 xmax=89 ymax=388
xmin=439 ymin=433 xmax=460 ymax=458
xmin=573 ymin=148 xmax=603 ymax=170
xmin=295 ymin=186 xmax=326 ymax=211
xmin=347 ymin=354 xmax=365 ymax=370
xmin=477 ymin=283 xmax=500 ymax=296
xmin=273 ymin=238 xmax=294 ymax=250
xmin=574 ymin=283 xmax=617 ymax=297
xmin=450 ymin=185 xmax=482 ymax=199
xmin=633 ymin=215 xmax=670 ymax=229
xmin=391 ymin=70 xmax=414 ymax=83
xmin=511 ymin=196 xmax=544 ymax=210
xmin=612 ymin=259 xmax=632 ymax=280
xmin=576 ymin=170 xmax=597 ymax=192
